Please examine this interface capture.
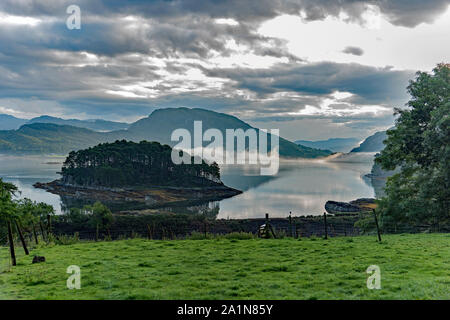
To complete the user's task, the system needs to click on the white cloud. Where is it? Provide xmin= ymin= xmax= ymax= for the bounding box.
xmin=258 ymin=5 xmax=450 ymax=71
xmin=215 ymin=18 xmax=239 ymax=26
xmin=0 ymin=12 xmax=41 ymax=26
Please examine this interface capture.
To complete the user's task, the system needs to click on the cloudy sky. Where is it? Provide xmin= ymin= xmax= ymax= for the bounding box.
xmin=0 ymin=0 xmax=449 ymax=140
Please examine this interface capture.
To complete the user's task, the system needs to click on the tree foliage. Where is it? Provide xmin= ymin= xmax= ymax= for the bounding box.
xmin=0 ymin=180 xmax=55 ymax=244
xmin=376 ymin=63 xmax=450 ymax=229
xmin=85 ymin=202 xmax=114 ymax=231
xmin=0 ymin=178 xmax=18 ymax=222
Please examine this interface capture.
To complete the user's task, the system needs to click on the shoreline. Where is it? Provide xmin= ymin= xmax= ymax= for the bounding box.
xmin=34 ymin=180 xmax=243 ymax=209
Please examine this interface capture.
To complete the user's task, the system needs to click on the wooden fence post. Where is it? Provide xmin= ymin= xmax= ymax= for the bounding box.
xmin=32 ymin=224 xmax=39 ymax=244
xmin=7 ymin=221 xmax=16 ymax=266
xmin=14 ymin=220 xmax=29 ymax=255
xmin=323 ymin=212 xmax=328 ymax=240
xmin=289 ymin=212 xmax=293 ymax=237
xmin=372 ymin=209 xmax=382 ymax=242
xmin=147 ymin=224 xmax=152 ymax=240
xmin=266 ymin=213 xmax=277 ymax=239
xmin=39 ymin=221 xmax=47 ymax=242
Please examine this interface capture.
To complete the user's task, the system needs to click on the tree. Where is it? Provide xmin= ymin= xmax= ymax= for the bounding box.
xmin=85 ymin=202 xmax=114 ymax=240
xmin=0 ymin=178 xmax=19 ymax=265
xmin=16 ymin=199 xmax=54 ymax=244
xmin=376 ymin=63 xmax=450 ymax=230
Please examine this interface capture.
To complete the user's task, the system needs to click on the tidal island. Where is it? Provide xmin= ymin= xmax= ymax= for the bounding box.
xmin=34 ymin=140 xmax=241 ymax=210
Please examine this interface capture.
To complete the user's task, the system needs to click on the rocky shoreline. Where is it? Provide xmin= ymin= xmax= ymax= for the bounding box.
xmin=34 ymin=180 xmax=242 ymax=210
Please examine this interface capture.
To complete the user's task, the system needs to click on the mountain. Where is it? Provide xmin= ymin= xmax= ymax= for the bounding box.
xmin=0 ymin=114 xmax=130 ymax=131
xmin=0 ymin=107 xmax=333 ymax=158
xmin=127 ymin=108 xmax=333 ymax=158
xmin=350 ymin=131 xmax=387 ymax=153
xmin=0 ymin=114 xmax=27 ymax=130
xmin=295 ymin=138 xmax=360 ymax=153
xmin=0 ymin=123 xmax=120 ymax=154
xmin=27 ymin=115 xmax=130 ymax=132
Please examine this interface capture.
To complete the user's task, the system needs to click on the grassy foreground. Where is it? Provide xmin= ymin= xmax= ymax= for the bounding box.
xmin=0 ymin=233 xmax=449 ymax=300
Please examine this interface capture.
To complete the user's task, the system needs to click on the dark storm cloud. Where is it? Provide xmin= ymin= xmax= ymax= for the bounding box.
xmin=342 ymin=46 xmax=364 ymax=56
xmin=1 ymin=0 xmax=448 ymax=27
xmin=204 ymin=62 xmax=414 ymax=105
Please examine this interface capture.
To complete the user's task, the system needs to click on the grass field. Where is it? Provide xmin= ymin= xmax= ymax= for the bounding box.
xmin=0 ymin=233 xmax=449 ymax=300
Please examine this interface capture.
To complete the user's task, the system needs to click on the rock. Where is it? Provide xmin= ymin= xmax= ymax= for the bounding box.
xmin=32 ymin=256 xmax=46 ymax=264
xmin=325 ymin=201 xmax=363 ymax=214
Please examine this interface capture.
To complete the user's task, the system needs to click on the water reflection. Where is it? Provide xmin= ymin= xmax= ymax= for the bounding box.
xmin=218 ymin=158 xmax=375 ymax=218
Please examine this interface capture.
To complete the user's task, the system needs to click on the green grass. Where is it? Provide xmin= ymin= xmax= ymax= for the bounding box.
xmin=0 ymin=234 xmax=449 ymax=300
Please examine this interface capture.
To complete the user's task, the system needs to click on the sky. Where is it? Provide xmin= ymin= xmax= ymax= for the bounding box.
xmin=0 ymin=0 xmax=449 ymax=140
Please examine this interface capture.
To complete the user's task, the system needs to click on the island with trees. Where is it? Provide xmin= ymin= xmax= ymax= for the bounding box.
xmin=34 ymin=140 xmax=241 ymax=210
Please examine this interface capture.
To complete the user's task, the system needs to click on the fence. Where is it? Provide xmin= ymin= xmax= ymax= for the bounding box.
xmin=40 ymin=212 xmax=450 ymax=242
xmin=1 ymin=212 xmax=448 ymax=247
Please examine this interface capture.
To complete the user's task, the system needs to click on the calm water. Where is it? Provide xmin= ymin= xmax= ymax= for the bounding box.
xmin=0 ymin=154 xmax=376 ymax=218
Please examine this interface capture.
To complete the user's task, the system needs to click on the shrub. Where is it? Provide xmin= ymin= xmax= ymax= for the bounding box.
xmin=54 ymin=233 xmax=80 ymax=245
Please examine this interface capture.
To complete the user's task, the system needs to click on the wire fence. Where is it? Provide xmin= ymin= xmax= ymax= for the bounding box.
xmin=39 ymin=214 xmax=450 ymax=241
xmin=1 ymin=213 xmax=448 ymax=248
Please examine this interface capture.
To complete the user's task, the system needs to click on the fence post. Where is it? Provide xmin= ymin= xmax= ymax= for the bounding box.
xmin=323 ymin=212 xmax=328 ymax=240
xmin=289 ymin=212 xmax=293 ymax=237
xmin=7 ymin=220 xmax=16 ymax=266
xmin=372 ymin=209 xmax=382 ymax=242
xmin=266 ymin=213 xmax=277 ymax=239
xmin=147 ymin=224 xmax=152 ymax=240
xmin=32 ymin=224 xmax=39 ymax=244
xmin=203 ymin=220 xmax=207 ymax=239
xmin=14 ymin=220 xmax=29 ymax=255
xmin=39 ymin=221 xmax=47 ymax=242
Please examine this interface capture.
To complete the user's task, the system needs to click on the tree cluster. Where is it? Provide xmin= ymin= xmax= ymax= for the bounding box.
xmin=62 ymin=140 xmax=221 ymax=187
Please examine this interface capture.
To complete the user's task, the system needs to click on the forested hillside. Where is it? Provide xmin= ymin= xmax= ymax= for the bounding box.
xmin=351 ymin=131 xmax=387 ymax=152
xmin=0 ymin=108 xmax=332 ymax=158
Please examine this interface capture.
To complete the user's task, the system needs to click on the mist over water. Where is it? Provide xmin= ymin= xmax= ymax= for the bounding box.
xmin=0 ymin=154 xmax=375 ymax=218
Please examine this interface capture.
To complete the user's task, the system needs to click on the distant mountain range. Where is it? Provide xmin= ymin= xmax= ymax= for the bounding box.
xmin=0 ymin=114 xmax=28 ymax=130
xmin=295 ymin=138 xmax=360 ymax=153
xmin=0 ymin=108 xmax=332 ymax=158
xmin=350 ymin=131 xmax=388 ymax=153
xmin=0 ymin=114 xmax=130 ymax=132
